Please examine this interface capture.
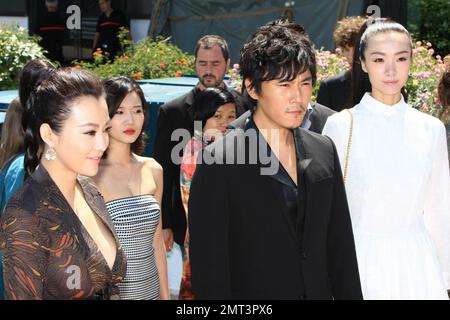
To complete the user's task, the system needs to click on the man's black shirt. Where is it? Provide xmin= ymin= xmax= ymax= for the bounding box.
xmin=96 ymin=10 xmax=129 ymax=57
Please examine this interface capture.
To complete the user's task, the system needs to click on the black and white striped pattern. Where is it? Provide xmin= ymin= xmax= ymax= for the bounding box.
xmin=107 ymin=194 xmax=160 ymax=300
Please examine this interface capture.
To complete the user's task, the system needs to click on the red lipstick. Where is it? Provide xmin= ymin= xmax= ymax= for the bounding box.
xmin=123 ymin=129 xmax=136 ymax=135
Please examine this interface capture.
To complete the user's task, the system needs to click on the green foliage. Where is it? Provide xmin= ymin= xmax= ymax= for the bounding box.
xmin=75 ymin=29 xmax=195 ymax=81
xmin=408 ymin=0 xmax=450 ymax=57
xmin=0 ymin=23 xmax=46 ymax=90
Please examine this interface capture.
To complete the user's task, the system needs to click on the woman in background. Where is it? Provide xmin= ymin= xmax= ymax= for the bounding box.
xmin=179 ymin=87 xmax=237 ymax=300
xmin=0 ymin=59 xmax=55 ymax=212
xmin=0 ymin=98 xmax=24 ymax=211
xmin=94 ymin=76 xmax=169 ymax=300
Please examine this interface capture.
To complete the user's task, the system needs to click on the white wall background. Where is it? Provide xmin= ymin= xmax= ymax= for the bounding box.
xmin=130 ymin=19 xmax=150 ymax=42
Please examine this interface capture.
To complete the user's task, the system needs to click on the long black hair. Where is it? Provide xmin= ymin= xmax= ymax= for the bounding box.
xmin=23 ymin=68 xmax=105 ymax=178
xmin=351 ymin=19 xmax=372 ymax=106
xmin=102 ymin=76 xmax=149 ymax=156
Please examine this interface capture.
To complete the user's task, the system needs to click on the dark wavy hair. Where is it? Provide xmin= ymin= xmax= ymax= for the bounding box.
xmin=192 ymin=88 xmax=236 ymax=130
xmin=333 ymin=16 xmax=368 ymax=49
xmin=102 ymin=76 xmax=148 ymax=156
xmin=23 ymin=68 xmax=105 ymax=178
xmin=239 ymin=19 xmax=316 ymax=110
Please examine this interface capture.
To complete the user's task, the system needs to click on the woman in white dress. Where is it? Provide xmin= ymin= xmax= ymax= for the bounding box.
xmin=322 ymin=19 xmax=450 ymax=299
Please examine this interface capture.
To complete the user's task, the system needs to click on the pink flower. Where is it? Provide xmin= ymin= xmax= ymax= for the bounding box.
xmin=416 ymin=41 xmax=422 ymax=47
xmin=421 ymin=103 xmax=429 ymax=112
xmin=335 ymin=47 xmax=342 ymax=54
xmin=426 ymin=42 xmax=432 ymax=48
xmin=419 ymin=93 xmax=429 ymax=100
xmin=437 ymin=55 xmax=442 ymax=60
xmin=428 ymin=49 xmax=435 ymax=56
xmin=233 ymin=64 xmax=239 ymax=69
xmin=415 ymin=72 xmax=431 ymax=79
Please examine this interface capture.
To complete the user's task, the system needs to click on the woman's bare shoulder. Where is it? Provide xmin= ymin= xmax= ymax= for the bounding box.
xmin=135 ymin=155 xmax=163 ymax=173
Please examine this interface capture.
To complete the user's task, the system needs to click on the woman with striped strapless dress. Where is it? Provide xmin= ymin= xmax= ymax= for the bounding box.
xmin=106 ymin=194 xmax=161 ymax=299
xmin=94 ymin=77 xmax=169 ymax=300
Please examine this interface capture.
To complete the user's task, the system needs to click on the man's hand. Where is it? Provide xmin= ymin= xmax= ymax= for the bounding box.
xmin=163 ymin=228 xmax=174 ymax=252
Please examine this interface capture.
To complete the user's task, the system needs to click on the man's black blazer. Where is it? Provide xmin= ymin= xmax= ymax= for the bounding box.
xmin=153 ymin=85 xmax=246 ymax=246
xmin=317 ymin=70 xmax=352 ymax=112
xmin=188 ymin=120 xmax=362 ymax=299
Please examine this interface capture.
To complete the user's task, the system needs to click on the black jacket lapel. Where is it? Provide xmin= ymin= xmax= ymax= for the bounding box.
xmin=293 ymin=128 xmax=312 ymax=249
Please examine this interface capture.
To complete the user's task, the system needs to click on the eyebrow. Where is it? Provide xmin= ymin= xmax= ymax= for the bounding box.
xmin=78 ymin=123 xmax=99 ymax=128
xmin=79 ymin=121 xmax=111 ymax=128
xmin=279 ymin=76 xmax=313 ymax=83
xmin=370 ymin=51 xmax=410 ymax=55
xmin=118 ymin=105 xmax=142 ymax=109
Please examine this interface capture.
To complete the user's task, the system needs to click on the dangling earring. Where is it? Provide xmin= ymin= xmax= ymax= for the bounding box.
xmin=45 ymin=147 xmax=57 ymax=161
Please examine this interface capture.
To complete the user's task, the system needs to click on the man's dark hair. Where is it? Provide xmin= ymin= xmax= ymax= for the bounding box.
xmin=261 ymin=19 xmax=308 ymax=38
xmin=194 ymin=35 xmax=230 ymax=61
xmin=239 ymin=19 xmax=316 ymax=106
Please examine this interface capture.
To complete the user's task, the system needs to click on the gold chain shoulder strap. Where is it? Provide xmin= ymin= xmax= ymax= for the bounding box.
xmin=343 ymin=109 xmax=354 ymax=183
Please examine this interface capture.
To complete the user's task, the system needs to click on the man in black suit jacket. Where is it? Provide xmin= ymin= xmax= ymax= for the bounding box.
xmin=153 ymin=35 xmax=247 ymax=250
xmin=317 ymin=70 xmax=352 ymax=112
xmin=316 ymin=16 xmax=367 ymax=111
xmin=188 ymin=20 xmax=362 ymax=299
